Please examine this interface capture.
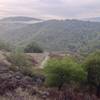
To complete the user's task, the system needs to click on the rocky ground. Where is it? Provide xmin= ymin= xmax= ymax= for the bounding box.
xmin=0 ymin=51 xmax=99 ymax=100
xmin=0 ymin=51 xmax=49 ymax=100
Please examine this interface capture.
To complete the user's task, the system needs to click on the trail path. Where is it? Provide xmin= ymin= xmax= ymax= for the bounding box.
xmin=40 ymin=52 xmax=49 ymax=69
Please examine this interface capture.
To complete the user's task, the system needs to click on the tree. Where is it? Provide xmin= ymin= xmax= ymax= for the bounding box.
xmin=44 ymin=57 xmax=86 ymax=90
xmin=24 ymin=42 xmax=43 ymax=53
xmin=84 ymin=51 xmax=100 ymax=98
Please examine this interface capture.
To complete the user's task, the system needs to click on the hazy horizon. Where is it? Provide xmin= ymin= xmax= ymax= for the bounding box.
xmin=0 ymin=0 xmax=100 ymax=19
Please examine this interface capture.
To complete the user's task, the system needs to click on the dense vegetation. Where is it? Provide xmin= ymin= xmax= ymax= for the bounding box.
xmin=24 ymin=41 xmax=43 ymax=53
xmin=44 ymin=51 xmax=100 ymax=98
xmin=84 ymin=51 xmax=100 ymax=97
xmin=44 ymin=57 xmax=86 ymax=90
xmin=0 ymin=18 xmax=100 ymax=54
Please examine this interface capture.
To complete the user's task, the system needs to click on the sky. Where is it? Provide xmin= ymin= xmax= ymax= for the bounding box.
xmin=0 ymin=0 xmax=100 ymax=19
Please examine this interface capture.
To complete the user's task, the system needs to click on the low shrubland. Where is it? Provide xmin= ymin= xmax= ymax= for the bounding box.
xmin=0 ymin=49 xmax=100 ymax=99
xmin=44 ymin=51 xmax=100 ymax=98
xmin=0 ymin=40 xmax=13 ymax=52
xmin=6 ymin=50 xmax=34 ymax=77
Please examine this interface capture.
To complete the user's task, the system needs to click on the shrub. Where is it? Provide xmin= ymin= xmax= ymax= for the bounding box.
xmin=44 ymin=57 xmax=86 ymax=90
xmin=84 ymin=51 xmax=100 ymax=97
xmin=7 ymin=50 xmax=34 ymax=77
xmin=24 ymin=42 xmax=43 ymax=53
xmin=0 ymin=41 xmax=12 ymax=52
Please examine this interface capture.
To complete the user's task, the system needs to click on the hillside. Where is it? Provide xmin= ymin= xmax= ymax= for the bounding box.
xmin=83 ymin=17 xmax=100 ymax=22
xmin=0 ymin=16 xmax=42 ymax=22
xmin=0 ymin=19 xmax=100 ymax=53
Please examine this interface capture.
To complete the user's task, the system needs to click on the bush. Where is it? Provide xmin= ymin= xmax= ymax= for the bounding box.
xmin=84 ymin=51 xmax=100 ymax=97
xmin=7 ymin=50 xmax=34 ymax=77
xmin=44 ymin=57 xmax=86 ymax=90
xmin=24 ymin=42 xmax=43 ymax=53
xmin=0 ymin=41 xmax=12 ymax=52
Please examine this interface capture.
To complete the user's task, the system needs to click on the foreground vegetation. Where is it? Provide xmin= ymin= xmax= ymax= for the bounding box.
xmin=6 ymin=50 xmax=34 ymax=77
xmin=0 ymin=47 xmax=100 ymax=99
xmin=10 ymin=51 xmax=100 ymax=99
xmin=44 ymin=57 xmax=86 ymax=89
xmin=44 ymin=51 xmax=100 ymax=99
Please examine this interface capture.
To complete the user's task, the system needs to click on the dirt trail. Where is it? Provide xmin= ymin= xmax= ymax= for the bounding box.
xmin=40 ymin=52 xmax=49 ymax=69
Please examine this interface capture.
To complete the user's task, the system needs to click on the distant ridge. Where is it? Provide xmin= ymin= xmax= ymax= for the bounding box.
xmin=0 ymin=16 xmax=42 ymax=22
xmin=83 ymin=17 xmax=100 ymax=22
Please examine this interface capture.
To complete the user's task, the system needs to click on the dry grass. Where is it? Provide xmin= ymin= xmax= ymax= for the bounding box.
xmin=0 ymin=88 xmax=43 ymax=100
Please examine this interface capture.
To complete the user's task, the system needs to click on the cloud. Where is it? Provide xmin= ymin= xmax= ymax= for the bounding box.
xmin=0 ymin=0 xmax=100 ymax=19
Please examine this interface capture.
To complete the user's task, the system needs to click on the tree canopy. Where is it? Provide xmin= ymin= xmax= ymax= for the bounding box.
xmin=84 ymin=51 xmax=100 ymax=97
xmin=44 ymin=57 xmax=86 ymax=89
xmin=24 ymin=42 xmax=43 ymax=53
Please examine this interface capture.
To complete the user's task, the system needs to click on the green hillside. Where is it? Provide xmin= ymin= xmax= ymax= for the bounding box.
xmin=0 ymin=19 xmax=100 ymax=54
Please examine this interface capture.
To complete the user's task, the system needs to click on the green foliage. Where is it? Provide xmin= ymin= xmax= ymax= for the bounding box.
xmin=84 ymin=51 xmax=100 ymax=86
xmin=44 ymin=57 xmax=86 ymax=88
xmin=0 ymin=20 xmax=100 ymax=53
xmin=0 ymin=40 xmax=12 ymax=52
xmin=7 ymin=50 xmax=34 ymax=77
xmin=24 ymin=42 xmax=43 ymax=53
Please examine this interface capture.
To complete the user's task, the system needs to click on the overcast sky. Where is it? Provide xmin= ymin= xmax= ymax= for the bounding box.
xmin=0 ymin=0 xmax=100 ymax=19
